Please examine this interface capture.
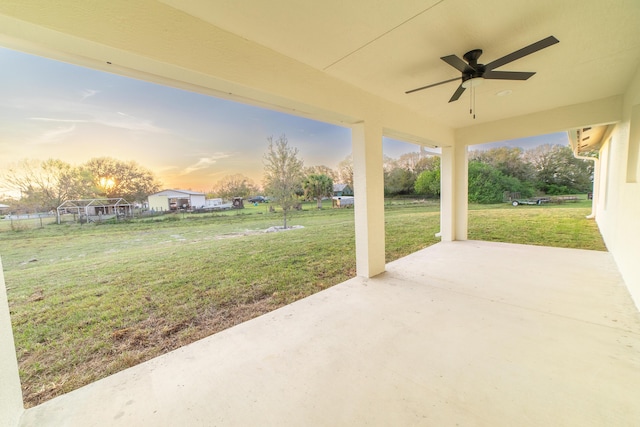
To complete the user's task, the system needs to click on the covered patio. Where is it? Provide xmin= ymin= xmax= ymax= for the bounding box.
xmin=1 ymin=0 xmax=640 ymax=425
xmin=16 ymin=241 xmax=640 ymax=426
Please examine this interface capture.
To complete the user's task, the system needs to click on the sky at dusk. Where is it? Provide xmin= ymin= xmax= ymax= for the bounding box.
xmin=0 ymin=47 xmax=567 ymax=197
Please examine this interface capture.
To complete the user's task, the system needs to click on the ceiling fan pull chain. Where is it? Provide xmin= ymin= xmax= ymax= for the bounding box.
xmin=470 ymin=86 xmax=473 ymax=115
xmin=473 ymin=87 xmax=476 ymax=119
xmin=469 ymin=86 xmax=476 ymax=119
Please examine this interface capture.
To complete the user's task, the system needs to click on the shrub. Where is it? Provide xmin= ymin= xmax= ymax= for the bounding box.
xmin=414 ymin=169 xmax=440 ymax=197
xmin=468 ymin=161 xmax=531 ymax=204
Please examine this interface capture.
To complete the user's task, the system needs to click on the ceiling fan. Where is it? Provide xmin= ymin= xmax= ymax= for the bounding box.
xmin=406 ymin=36 xmax=559 ymax=102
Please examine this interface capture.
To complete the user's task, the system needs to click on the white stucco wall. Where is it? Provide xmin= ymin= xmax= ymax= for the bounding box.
xmin=596 ymin=68 xmax=640 ymax=310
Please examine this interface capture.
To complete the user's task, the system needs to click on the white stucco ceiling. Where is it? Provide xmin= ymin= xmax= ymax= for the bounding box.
xmin=159 ymin=0 xmax=640 ymax=129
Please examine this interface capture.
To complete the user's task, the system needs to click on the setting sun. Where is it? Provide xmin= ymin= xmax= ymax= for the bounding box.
xmin=99 ymin=177 xmax=115 ymax=190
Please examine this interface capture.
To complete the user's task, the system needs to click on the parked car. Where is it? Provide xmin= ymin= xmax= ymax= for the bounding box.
xmin=248 ymin=196 xmax=267 ymax=203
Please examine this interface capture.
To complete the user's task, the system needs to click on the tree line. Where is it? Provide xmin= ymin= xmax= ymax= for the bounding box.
xmin=1 ymin=157 xmax=160 ymax=212
xmin=1 ymin=139 xmax=593 ymax=214
xmin=396 ymin=145 xmax=594 ymax=203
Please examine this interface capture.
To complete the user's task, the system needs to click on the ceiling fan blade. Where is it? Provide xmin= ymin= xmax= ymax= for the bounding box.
xmin=483 ymin=70 xmax=536 ymax=80
xmin=405 ymin=77 xmax=461 ymax=94
xmin=441 ymin=54 xmax=471 ymax=72
xmin=485 ymin=36 xmax=559 ymax=71
xmin=449 ymin=84 xmax=466 ymax=102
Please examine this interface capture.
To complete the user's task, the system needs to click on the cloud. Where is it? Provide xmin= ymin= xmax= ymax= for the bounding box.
xmin=36 ymin=123 xmax=77 ymax=144
xmin=101 ymin=111 xmax=167 ymax=133
xmin=181 ymin=153 xmax=231 ymax=175
xmin=30 ymin=110 xmax=167 ymax=134
xmin=31 ymin=117 xmax=88 ymax=123
xmin=81 ymin=89 xmax=99 ymax=100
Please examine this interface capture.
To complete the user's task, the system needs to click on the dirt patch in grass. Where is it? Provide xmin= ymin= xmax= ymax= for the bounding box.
xmin=21 ymin=296 xmax=279 ymax=407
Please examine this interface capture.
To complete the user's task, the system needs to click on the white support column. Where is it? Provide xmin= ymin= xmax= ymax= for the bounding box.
xmin=440 ymin=144 xmax=468 ymax=241
xmin=440 ymin=146 xmax=455 ymax=241
xmin=455 ymin=143 xmax=468 ymax=240
xmin=589 ymin=158 xmax=600 ymax=219
xmin=352 ymin=121 xmax=386 ymax=277
xmin=0 ymin=257 xmax=24 ymax=427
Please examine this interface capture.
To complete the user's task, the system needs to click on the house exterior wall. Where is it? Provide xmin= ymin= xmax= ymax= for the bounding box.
xmin=149 ymin=191 xmax=206 ymax=210
xmin=190 ymin=195 xmax=206 ymax=209
xmin=148 ymin=195 xmax=169 ymax=212
xmin=596 ymin=68 xmax=640 ymax=310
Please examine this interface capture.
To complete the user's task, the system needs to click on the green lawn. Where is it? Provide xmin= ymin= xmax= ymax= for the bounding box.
xmin=0 ymin=199 xmax=604 ymax=407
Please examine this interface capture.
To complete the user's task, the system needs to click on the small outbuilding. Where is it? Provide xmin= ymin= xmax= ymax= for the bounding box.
xmin=57 ymin=198 xmax=132 ymax=223
xmin=148 ymin=189 xmax=206 ymax=212
xmin=333 ymin=184 xmax=353 ymax=197
xmin=332 ymin=196 xmax=354 ymax=208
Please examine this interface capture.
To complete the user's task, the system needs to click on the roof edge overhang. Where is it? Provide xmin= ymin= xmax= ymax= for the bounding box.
xmin=568 ymin=124 xmax=616 ymax=155
xmin=454 ymin=95 xmax=623 ymax=147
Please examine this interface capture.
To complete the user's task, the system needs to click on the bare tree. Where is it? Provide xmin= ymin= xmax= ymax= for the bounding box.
xmin=304 ymin=165 xmax=338 ymax=182
xmin=1 ymin=159 xmax=94 ymax=211
xmin=263 ymin=134 xmax=304 ymax=228
xmin=336 ymin=154 xmax=353 ymax=188
xmin=396 ymin=152 xmax=422 ymax=173
xmin=523 ymin=144 xmax=593 ymax=194
xmin=212 ymin=174 xmax=258 ymax=199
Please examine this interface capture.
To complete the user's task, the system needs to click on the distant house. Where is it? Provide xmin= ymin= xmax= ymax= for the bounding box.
xmin=147 ymin=189 xmax=206 ymax=211
xmin=0 ymin=204 xmax=9 ymax=214
xmin=333 ymin=184 xmax=353 ymax=197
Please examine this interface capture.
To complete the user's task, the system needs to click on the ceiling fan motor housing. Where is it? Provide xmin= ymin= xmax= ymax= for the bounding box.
xmin=462 ymin=49 xmax=486 ymax=82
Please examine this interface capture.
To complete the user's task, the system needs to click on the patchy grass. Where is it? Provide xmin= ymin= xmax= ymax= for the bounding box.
xmin=0 ymin=199 xmax=604 ymax=407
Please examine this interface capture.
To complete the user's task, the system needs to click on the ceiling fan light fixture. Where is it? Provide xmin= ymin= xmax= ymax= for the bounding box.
xmin=462 ymin=77 xmax=484 ymax=89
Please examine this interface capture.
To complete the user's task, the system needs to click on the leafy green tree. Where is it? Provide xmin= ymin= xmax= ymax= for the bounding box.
xmin=469 ymin=147 xmax=535 ymax=184
xmin=384 ymin=167 xmax=416 ymax=196
xmin=414 ymin=156 xmax=441 ymax=197
xmin=263 ymin=134 xmax=304 ymax=228
xmin=468 ymin=161 xmax=528 ymax=204
xmin=302 ymin=174 xmax=333 ymax=209
xmin=84 ymin=157 xmax=161 ymax=202
xmin=414 ymin=155 xmax=441 ymax=175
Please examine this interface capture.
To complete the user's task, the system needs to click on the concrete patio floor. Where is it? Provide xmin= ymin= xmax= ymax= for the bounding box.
xmin=19 ymin=241 xmax=640 ymax=426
